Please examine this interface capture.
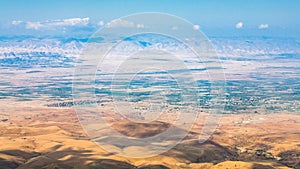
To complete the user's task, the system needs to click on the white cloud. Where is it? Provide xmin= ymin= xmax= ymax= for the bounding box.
xmin=26 ymin=22 xmax=43 ymax=30
xmin=258 ymin=24 xmax=269 ymax=29
xmin=171 ymin=26 xmax=178 ymax=30
xmin=106 ymin=19 xmax=135 ymax=28
xmin=193 ymin=25 xmax=200 ymax=30
xmin=21 ymin=17 xmax=90 ymax=30
xmin=52 ymin=17 xmax=89 ymax=26
xmin=136 ymin=23 xmax=144 ymax=29
xmin=105 ymin=19 xmax=145 ymax=29
xmin=98 ymin=20 xmax=104 ymax=26
xmin=11 ymin=20 xmax=23 ymax=25
xmin=235 ymin=22 xmax=243 ymax=29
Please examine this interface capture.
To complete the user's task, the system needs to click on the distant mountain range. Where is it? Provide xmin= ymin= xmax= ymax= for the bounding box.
xmin=0 ymin=35 xmax=299 ymax=60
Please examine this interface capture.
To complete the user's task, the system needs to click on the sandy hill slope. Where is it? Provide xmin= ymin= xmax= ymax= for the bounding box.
xmin=0 ymin=102 xmax=299 ymax=169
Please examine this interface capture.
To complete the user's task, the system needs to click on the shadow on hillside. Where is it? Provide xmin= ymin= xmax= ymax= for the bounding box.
xmin=278 ymin=149 xmax=300 ymax=169
xmin=0 ymin=157 xmax=19 ymax=169
xmin=0 ymin=148 xmax=171 ymax=169
xmin=162 ymin=139 xmax=238 ymax=164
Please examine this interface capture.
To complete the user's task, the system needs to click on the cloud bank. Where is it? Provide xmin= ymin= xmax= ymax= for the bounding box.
xmin=12 ymin=17 xmax=90 ymax=30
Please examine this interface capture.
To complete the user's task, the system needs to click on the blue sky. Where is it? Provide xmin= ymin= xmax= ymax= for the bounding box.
xmin=0 ymin=0 xmax=299 ymax=38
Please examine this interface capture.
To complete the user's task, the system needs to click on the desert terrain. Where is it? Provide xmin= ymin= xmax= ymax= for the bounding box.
xmin=0 ymin=100 xmax=299 ymax=169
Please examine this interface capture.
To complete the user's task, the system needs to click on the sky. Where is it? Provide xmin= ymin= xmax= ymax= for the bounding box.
xmin=0 ymin=0 xmax=299 ymax=38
